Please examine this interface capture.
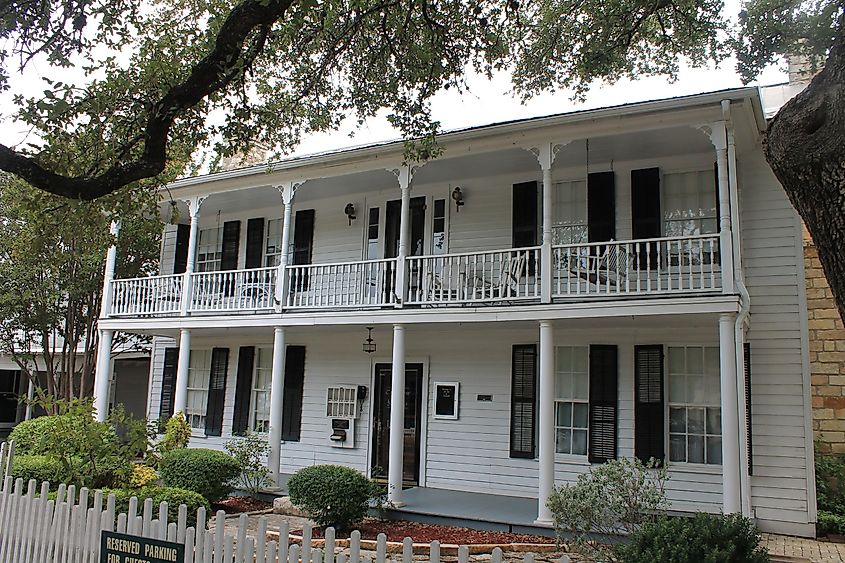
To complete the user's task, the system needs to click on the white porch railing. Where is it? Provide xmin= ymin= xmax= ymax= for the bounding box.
xmin=552 ymin=234 xmax=721 ymax=298
xmin=110 ymin=273 xmax=183 ymax=316
xmin=285 ymin=258 xmax=398 ymax=309
xmin=189 ymin=267 xmax=277 ymax=312
xmin=406 ymin=247 xmax=542 ymax=305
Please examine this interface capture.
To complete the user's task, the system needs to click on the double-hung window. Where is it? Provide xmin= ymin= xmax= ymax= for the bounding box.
xmin=196 ymin=227 xmax=223 ymax=272
xmin=250 ymin=348 xmax=272 ymax=433
xmin=553 ymin=180 xmax=588 ymax=245
xmin=265 ymin=218 xmax=284 ymax=267
xmin=186 ymin=350 xmax=212 ymax=430
xmin=662 ymin=171 xmax=718 ymax=237
xmin=554 ymin=346 xmax=589 ymax=455
xmin=668 ymin=346 xmax=722 ymax=465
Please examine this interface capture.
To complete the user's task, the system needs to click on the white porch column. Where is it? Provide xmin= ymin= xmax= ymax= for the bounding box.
xmin=93 ymin=329 xmax=114 ymax=422
xmin=719 ymin=312 xmax=741 ymax=514
xmin=274 ymin=184 xmax=297 ymax=311
xmin=99 ymin=220 xmax=121 ymax=318
xmin=391 ymin=166 xmax=413 ymax=306
xmin=528 ymin=143 xmax=566 ymax=303
xmin=268 ymin=327 xmax=287 ymax=484
xmin=180 ymin=196 xmax=205 ymax=315
xmin=387 ymin=324 xmax=406 ymax=505
xmin=173 ymin=328 xmax=192 ymax=415
xmin=537 ymin=320 xmax=555 ymax=523
xmin=708 ymin=122 xmax=735 ymax=294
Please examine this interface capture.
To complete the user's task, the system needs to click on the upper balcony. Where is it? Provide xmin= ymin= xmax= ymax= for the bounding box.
xmin=101 ymin=89 xmax=758 ymax=322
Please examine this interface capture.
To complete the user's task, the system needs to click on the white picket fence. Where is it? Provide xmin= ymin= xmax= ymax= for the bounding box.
xmin=0 ymin=475 xmax=570 ymax=563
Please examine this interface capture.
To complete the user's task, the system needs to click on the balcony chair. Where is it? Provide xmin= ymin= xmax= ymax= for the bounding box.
xmin=562 ymin=242 xmax=629 ymax=289
xmin=470 ymin=250 xmax=528 ymax=301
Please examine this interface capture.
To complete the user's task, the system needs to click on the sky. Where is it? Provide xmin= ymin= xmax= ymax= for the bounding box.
xmin=0 ymin=1 xmax=789 ymax=161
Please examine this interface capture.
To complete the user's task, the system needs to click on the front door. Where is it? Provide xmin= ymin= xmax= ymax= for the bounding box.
xmin=371 ymin=363 xmax=424 ymax=485
xmin=385 ymin=197 xmax=426 ymax=259
xmin=0 ymin=370 xmax=21 ymax=428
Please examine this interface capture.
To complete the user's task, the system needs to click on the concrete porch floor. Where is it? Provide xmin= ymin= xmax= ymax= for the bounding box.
xmin=385 ymin=487 xmax=553 ymax=537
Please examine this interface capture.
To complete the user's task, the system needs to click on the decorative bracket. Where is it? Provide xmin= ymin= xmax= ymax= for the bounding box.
xmin=109 ymin=220 xmax=121 ymax=237
xmin=388 ymin=163 xmax=423 ymax=190
xmin=185 ymin=196 xmax=207 ymax=220
xmin=276 ymin=181 xmax=304 ymax=205
xmin=525 ymin=141 xmax=570 ymax=171
xmin=695 ymin=122 xmax=727 ymax=151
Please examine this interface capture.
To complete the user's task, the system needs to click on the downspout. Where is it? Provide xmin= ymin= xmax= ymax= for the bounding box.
xmin=722 ymin=99 xmax=753 ymax=516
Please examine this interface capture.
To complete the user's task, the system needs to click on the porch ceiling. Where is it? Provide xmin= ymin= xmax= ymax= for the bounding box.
xmin=165 ymin=124 xmax=715 ymax=218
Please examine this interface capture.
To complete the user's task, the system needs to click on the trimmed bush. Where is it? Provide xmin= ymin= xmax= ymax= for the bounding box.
xmin=8 ymin=417 xmax=59 ymax=455
xmin=818 ymin=510 xmax=845 ymax=536
xmin=10 ymin=455 xmax=69 ymax=484
xmin=101 ymin=486 xmax=210 ymax=528
xmin=130 ymin=465 xmax=158 ymax=488
xmin=617 ymin=513 xmax=769 ymax=563
xmin=816 ymin=453 xmax=845 ymax=515
xmin=287 ymin=465 xmax=380 ymax=529
xmin=159 ymin=448 xmax=240 ymax=502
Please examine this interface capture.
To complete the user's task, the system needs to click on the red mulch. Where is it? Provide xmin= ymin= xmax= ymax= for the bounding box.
xmin=297 ymin=519 xmax=555 ymax=545
xmin=212 ymin=496 xmax=273 ymax=514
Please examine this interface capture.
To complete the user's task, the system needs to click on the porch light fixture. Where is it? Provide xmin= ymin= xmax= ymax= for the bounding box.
xmin=362 ymin=327 xmax=377 ymax=354
xmin=451 ymin=186 xmax=464 ymax=212
xmin=344 ymin=202 xmax=357 ymax=225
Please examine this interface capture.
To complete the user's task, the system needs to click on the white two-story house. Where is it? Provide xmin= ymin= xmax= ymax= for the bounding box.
xmin=93 ymin=86 xmax=816 ymax=537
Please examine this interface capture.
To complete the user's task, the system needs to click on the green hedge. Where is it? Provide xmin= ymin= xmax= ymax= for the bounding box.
xmin=11 ymin=455 xmax=70 ymax=485
xmin=818 ymin=510 xmax=845 ymax=536
xmin=159 ymin=448 xmax=240 ymax=502
xmin=8 ymin=418 xmax=59 ymax=455
xmin=288 ymin=464 xmax=380 ymax=529
xmin=617 ymin=513 xmax=769 ymax=563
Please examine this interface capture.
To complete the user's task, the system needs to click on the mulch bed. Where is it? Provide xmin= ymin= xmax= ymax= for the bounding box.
xmin=297 ymin=519 xmax=556 ymax=545
xmin=212 ymin=496 xmax=273 ymax=514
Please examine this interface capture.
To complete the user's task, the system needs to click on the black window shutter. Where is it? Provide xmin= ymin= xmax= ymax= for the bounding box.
xmin=245 ymin=218 xmax=265 ymax=269
xmin=173 ymin=224 xmax=191 ymax=275
xmin=634 ymin=345 xmax=664 ymax=465
xmin=587 ymin=172 xmax=616 ymax=243
xmin=510 ymin=344 xmax=537 ymax=459
xmin=282 ymin=346 xmax=306 ymax=441
xmin=588 ymin=345 xmax=618 ymax=463
xmin=744 ymin=342 xmax=753 ymax=475
xmin=205 ymin=347 xmax=230 ymax=437
xmin=631 ymin=168 xmax=661 ymax=269
xmin=293 ymin=210 xmax=315 ymax=265
xmin=713 ymin=161 xmax=721 ymax=230
xmin=220 ymin=220 xmax=241 ymax=271
xmin=232 ymin=346 xmax=256 ymax=436
xmin=159 ymin=347 xmax=179 ymax=420
xmin=512 ymin=181 xmax=538 ymax=248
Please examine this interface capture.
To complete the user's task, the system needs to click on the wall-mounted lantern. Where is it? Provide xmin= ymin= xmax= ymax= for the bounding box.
xmin=451 ymin=186 xmax=465 ymax=212
xmin=344 ymin=203 xmax=357 ymax=226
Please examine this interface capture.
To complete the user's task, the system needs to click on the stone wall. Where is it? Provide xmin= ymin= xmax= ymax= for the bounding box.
xmin=805 ymin=225 xmax=845 ymax=453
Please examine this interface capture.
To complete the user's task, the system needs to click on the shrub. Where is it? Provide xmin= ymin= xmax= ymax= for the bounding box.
xmin=8 ymin=417 xmax=59 ymax=455
xmin=288 ymin=464 xmax=380 ymax=529
xmin=818 ymin=510 xmax=845 ymax=536
xmin=101 ymin=486 xmax=210 ymax=528
xmin=816 ymin=453 xmax=845 ymax=515
xmin=11 ymin=455 xmax=69 ymax=484
xmin=159 ymin=448 xmax=240 ymax=502
xmin=617 ymin=513 xmax=769 ymax=563
xmin=129 ymin=464 xmax=159 ymax=488
xmin=547 ymin=457 xmax=668 ymax=562
xmin=224 ymin=432 xmax=273 ymax=495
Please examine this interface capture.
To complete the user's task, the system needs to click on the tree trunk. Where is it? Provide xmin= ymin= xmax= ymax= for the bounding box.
xmin=765 ymin=20 xmax=845 ymax=324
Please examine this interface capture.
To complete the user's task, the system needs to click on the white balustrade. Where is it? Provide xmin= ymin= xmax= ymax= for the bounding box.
xmin=110 ymin=274 xmax=183 ymax=316
xmin=552 ymin=234 xmax=721 ymax=298
xmin=406 ymin=247 xmax=542 ymax=305
xmin=285 ymin=259 xmax=398 ymax=309
xmin=188 ymin=267 xmax=278 ymax=312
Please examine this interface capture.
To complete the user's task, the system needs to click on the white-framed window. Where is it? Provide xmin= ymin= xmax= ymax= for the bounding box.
xmin=663 ymin=170 xmax=717 ymax=238
xmin=554 ymin=346 xmax=589 ymax=455
xmin=366 ymin=208 xmax=380 ymax=260
xmin=250 ymin=348 xmax=272 ymax=433
xmin=196 ymin=227 xmax=224 ymax=272
xmin=553 ymin=180 xmax=588 ymax=245
xmin=265 ymin=218 xmax=284 ymax=267
xmin=185 ymin=349 xmax=212 ymax=430
xmin=668 ymin=346 xmax=722 ymax=465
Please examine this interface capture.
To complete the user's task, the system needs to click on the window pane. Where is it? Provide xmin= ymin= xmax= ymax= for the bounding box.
xmin=688 ymin=408 xmax=705 ymax=434
xmin=687 ymin=435 xmax=705 ymax=464
xmin=573 ymin=403 xmax=589 ymax=428
xmin=573 ymin=347 xmax=588 ymax=373
xmin=688 ymin=376 xmax=705 ymax=404
xmin=704 ymin=347 xmax=720 ymax=376
xmin=706 ymin=437 xmax=723 ymax=464
xmin=669 ymin=435 xmax=686 ymax=462
xmin=556 ymin=402 xmax=572 ymax=427
xmin=706 ymin=407 xmax=722 ymax=434
xmin=668 ymin=347 xmax=685 ymax=374
xmin=573 ymin=371 xmax=589 ymax=401
xmin=669 ymin=373 xmax=685 ymax=403
xmin=669 ymin=408 xmax=686 ymax=433
xmin=687 ymin=347 xmax=703 ymax=374
xmin=556 ymin=346 xmax=571 ymax=372
xmin=572 ymin=429 xmax=588 ymax=455
xmin=556 ymin=429 xmax=572 ymax=454
xmin=555 ymin=371 xmax=572 ymax=399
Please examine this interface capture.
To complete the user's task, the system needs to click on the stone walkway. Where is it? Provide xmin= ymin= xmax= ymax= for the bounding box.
xmin=213 ymin=513 xmax=845 ymax=563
